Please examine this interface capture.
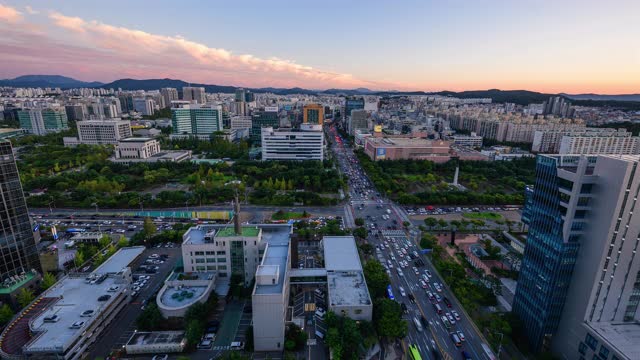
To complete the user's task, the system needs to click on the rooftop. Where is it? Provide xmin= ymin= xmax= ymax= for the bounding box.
xmin=24 ymin=275 xmax=126 ymax=353
xmin=327 ymin=271 xmax=372 ymax=307
xmin=323 ymin=236 xmax=362 ymax=272
xmin=0 ymin=271 xmax=36 ymax=295
xmin=126 ymin=331 xmax=185 ymax=347
xmin=254 ymin=226 xmax=292 ymax=295
xmin=119 ymin=137 xmax=155 ymax=142
xmin=586 ymin=322 xmax=640 ymax=360
xmin=217 ymin=226 xmax=260 ymax=237
xmin=160 ymin=285 xmax=208 ymax=308
xmin=94 ymin=246 xmax=145 ymax=274
xmin=366 ymin=137 xmax=451 ymax=148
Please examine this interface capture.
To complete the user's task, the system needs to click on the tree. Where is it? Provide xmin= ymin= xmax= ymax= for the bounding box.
xmin=99 ymin=235 xmax=112 ymax=249
xmin=420 ymin=233 xmax=437 ymax=249
xmin=74 ymin=251 xmax=85 ymax=267
xmin=402 ymin=221 xmax=410 ymax=228
xmin=325 ymin=312 xmax=363 ymax=360
xmin=363 ymin=261 xmax=390 ymax=299
xmin=41 ymin=272 xmax=57 ymax=290
xmin=352 ymin=227 xmax=367 ymax=239
xmin=136 ymin=303 xmax=162 ymax=330
xmin=185 ymin=319 xmax=205 ymax=347
xmin=359 ymin=243 xmax=374 ymax=255
xmin=437 ymin=219 xmax=448 ymax=229
xmin=229 ymin=273 xmax=244 ymax=299
xmin=354 ymin=217 xmax=365 ymax=226
xmin=0 ymin=304 xmax=14 ymax=326
xmin=424 ymin=217 xmax=438 ymax=229
xmin=117 ymin=236 xmax=129 ymax=248
xmin=17 ymin=288 xmax=35 ymax=308
xmin=143 ymin=217 xmax=157 ymax=239
xmin=373 ymin=299 xmax=407 ymax=338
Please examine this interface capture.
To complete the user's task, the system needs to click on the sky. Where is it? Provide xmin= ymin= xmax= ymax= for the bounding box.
xmin=0 ymin=0 xmax=639 ymax=94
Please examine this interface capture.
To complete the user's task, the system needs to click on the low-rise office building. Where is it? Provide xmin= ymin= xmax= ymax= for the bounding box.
xmin=125 ymin=331 xmax=186 ymax=355
xmin=451 ymin=133 xmax=483 ymax=148
xmin=261 ymin=124 xmax=324 ymax=161
xmin=63 ymin=119 xmax=132 ymax=146
xmin=18 ymin=108 xmax=69 ymax=135
xmin=115 ymin=138 xmax=161 ymax=159
xmin=364 ymin=136 xmax=452 ymax=162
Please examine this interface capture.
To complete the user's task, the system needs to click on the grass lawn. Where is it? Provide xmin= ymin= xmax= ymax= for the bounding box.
xmin=271 ymin=211 xmax=309 ymax=220
xmin=463 ymin=212 xmax=503 ymax=221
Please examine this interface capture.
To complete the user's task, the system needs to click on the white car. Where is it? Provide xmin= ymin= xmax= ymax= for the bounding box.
xmin=399 ymin=286 xmax=406 ymax=297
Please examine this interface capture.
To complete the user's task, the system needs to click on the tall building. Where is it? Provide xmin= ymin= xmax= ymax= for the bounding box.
xmin=0 ymin=141 xmax=42 ymax=286
xmin=303 ymin=103 xmax=324 ymax=125
xmin=170 ymin=104 xmax=223 ymax=137
xmin=513 ymin=154 xmax=640 ymax=359
xmin=532 ymin=128 xmax=633 ymax=153
xmin=559 ymin=133 xmax=639 ymax=155
xmin=261 ymin=124 xmax=324 ymax=161
xmin=133 ymin=98 xmax=155 ymax=116
xmin=65 ymin=119 xmax=132 ymax=145
xmin=233 ymin=88 xmax=254 ymax=116
xmin=160 ymin=88 xmax=179 ymax=108
xmin=348 ymin=109 xmax=368 ymax=134
xmin=251 ymin=107 xmax=279 ymax=143
xmin=118 ymin=94 xmax=134 ymax=112
xmin=543 ymin=96 xmax=575 ymax=118
xmin=17 ymin=108 xmax=69 ymax=135
xmin=182 ymin=86 xmax=206 ymax=104
xmin=344 ymin=96 xmax=365 ymax=121
xmin=64 ymin=104 xmax=87 ymax=121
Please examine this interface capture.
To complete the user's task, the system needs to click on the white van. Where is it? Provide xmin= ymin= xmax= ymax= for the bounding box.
xmin=230 ymin=341 xmax=245 ymax=350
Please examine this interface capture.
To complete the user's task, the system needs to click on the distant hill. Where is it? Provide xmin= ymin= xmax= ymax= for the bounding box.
xmin=0 ymin=75 xmax=103 ymax=89
xmin=4 ymin=75 xmax=640 ymax=109
xmin=562 ymin=93 xmax=640 ymax=102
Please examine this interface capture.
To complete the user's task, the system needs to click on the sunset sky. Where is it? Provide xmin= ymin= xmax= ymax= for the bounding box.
xmin=1 ymin=0 xmax=639 ymax=94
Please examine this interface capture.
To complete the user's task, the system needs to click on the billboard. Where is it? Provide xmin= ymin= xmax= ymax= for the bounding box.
xmin=264 ymin=106 xmax=279 ymax=112
xmin=376 ymin=147 xmax=386 ymax=160
xmin=374 ymin=125 xmax=382 ymax=133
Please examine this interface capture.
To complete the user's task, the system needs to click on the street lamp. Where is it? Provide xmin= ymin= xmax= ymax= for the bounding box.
xmin=495 ymin=332 xmax=504 ymax=358
xmin=91 ymin=202 xmax=99 ymax=214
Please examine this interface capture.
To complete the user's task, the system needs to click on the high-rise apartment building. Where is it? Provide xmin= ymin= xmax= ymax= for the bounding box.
xmin=559 ymin=134 xmax=639 ymax=155
xmin=171 ymin=104 xmax=223 ymax=137
xmin=233 ymin=88 xmax=254 ymax=116
xmin=118 ymin=94 xmax=134 ymax=112
xmin=513 ymin=154 xmax=640 ymax=359
xmin=160 ymin=88 xmax=179 ymax=108
xmin=17 ymin=108 xmax=69 ymax=135
xmin=0 ymin=141 xmax=42 ymax=284
xmin=532 ymin=128 xmax=634 ymax=153
xmin=543 ymin=96 xmax=575 ymax=118
xmin=133 ymin=98 xmax=155 ymax=116
xmin=182 ymin=87 xmax=206 ymax=104
xmin=261 ymin=124 xmax=324 ymax=161
xmin=303 ymin=104 xmax=324 ymax=125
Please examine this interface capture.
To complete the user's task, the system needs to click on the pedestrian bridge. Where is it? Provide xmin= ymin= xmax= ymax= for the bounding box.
xmin=288 ymin=268 xmax=327 ymax=284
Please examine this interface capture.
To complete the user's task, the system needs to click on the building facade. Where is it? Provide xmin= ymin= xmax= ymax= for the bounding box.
xmin=115 ymin=138 xmax=161 ymax=159
xmin=261 ymin=124 xmax=324 ymax=161
xmin=0 ymin=141 xmax=42 ymax=285
xmin=452 ymin=133 xmax=483 ymax=148
xmin=182 ymin=87 xmax=206 ymax=104
xmin=348 ymin=109 xmax=368 ymax=135
xmin=69 ymin=119 xmax=132 ymax=145
xmin=513 ymin=154 xmax=640 ymax=359
xmin=303 ymin=104 xmax=324 ymax=125
xmin=18 ymin=108 xmax=69 ymax=135
xmin=344 ymin=96 xmax=365 ymax=121
xmin=559 ymin=134 xmax=639 ymax=155
xmin=532 ymin=128 xmax=633 ymax=153
xmin=171 ymin=104 xmax=223 ymax=136
xmin=160 ymin=88 xmax=179 ymax=108
xmin=364 ymin=137 xmax=452 ymax=162
xmin=133 ymin=98 xmax=155 ymax=116
xmin=251 ymin=108 xmax=279 ymax=143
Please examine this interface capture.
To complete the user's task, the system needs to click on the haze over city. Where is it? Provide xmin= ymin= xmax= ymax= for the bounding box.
xmin=1 ymin=0 xmax=639 ymax=93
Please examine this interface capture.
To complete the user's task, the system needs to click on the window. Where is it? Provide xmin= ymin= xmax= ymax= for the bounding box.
xmin=217 ymin=251 xmax=226 ymax=255
xmin=599 ymin=345 xmax=609 ymax=359
xmin=195 ymin=251 xmax=204 ymax=256
xmin=581 ymin=183 xmax=594 ymax=194
xmin=569 ymin=234 xmax=582 ymax=243
xmin=206 ymin=258 xmax=215 ymax=263
xmin=355 ymin=309 xmax=362 ymax=314
xmin=217 ymin=258 xmax=226 ymax=263
xmin=585 ymin=333 xmax=598 ymax=350
xmin=578 ymin=197 xmax=591 ymax=206
xmin=195 ymin=258 xmax=205 ymax=263
xmin=572 ymin=222 xmax=586 ymax=231
xmin=205 ymin=251 xmax=214 ymax=255
xmin=207 ymin=266 xmax=215 ymax=271
xmin=218 ymin=265 xmax=227 ymax=270
xmin=579 ymin=342 xmax=587 ymax=355
xmin=196 ymin=266 xmax=205 ymax=271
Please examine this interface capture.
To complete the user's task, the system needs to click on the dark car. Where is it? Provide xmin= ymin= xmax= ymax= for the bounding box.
xmin=407 ymin=293 xmax=416 ymax=304
xmin=443 ymin=297 xmax=452 ymax=308
xmin=97 ymin=294 xmax=111 ymax=301
xmin=400 ymin=303 xmax=408 ymax=314
xmin=420 ymin=315 xmax=428 ymax=327
xmin=460 ymin=350 xmax=472 ymax=360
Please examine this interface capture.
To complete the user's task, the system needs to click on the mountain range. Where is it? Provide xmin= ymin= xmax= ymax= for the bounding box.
xmin=2 ymin=75 xmax=639 ymax=106
xmin=0 ymin=75 xmax=103 ymax=89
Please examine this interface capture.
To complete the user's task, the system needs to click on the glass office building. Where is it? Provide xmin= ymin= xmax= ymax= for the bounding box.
xmin=0 ymin=141 xmax=41 ymax=281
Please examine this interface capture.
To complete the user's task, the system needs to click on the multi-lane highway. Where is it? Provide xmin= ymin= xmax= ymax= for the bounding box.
xmin=328 ymin=125 xmax=496 ymax=360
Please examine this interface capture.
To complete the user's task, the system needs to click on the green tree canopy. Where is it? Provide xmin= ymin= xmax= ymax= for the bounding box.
xmin=363 ymin=260 xmax=390 ymax=299
xmin=373 ymin=298 xmax=407 ymax=338
xmin=17 ymin=288 xmax=35 ymax=308
xmin=41 ymin=272 xmax=57 ymax=290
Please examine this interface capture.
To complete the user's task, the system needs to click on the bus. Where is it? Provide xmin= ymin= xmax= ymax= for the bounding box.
xmin=408 ymin=344 xmax=422 ymax=360
xmin=387 ymin=285 xmax=395 ymax=300
xmin=450 ymin=333 xmax=462 ymax=347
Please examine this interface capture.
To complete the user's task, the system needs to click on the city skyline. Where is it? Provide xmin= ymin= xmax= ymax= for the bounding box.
xmin=1 ymin=1 xmax=639 ymax=94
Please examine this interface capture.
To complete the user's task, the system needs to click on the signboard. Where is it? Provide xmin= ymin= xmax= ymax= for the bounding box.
xmin=374 ymin=125 xmax=382 ymax=133
xmin=376 ymin=147 xmax=386 ymax=160
xmin=264 ymin=106 xmax=279 ymax=112
xmin=51 ymin=226 xmax=58 ymax=240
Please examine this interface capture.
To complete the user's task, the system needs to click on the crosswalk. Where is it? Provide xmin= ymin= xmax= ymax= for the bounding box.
xmin=212 ymin=345 xmax=230 ymax=350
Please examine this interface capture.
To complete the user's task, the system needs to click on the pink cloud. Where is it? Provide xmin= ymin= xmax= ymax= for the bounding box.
xmin=0 ymin=4 xmax=22 ymax=23
xmin=2 ymin=9 xmax=405 ymax=90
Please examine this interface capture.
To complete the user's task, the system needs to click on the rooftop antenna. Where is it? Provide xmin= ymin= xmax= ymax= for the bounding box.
xmin=225 ymin=180 xmax=242 ymax=235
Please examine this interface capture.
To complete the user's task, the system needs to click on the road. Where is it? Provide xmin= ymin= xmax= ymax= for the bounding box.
xmin=328 ymin=125 xmax=495 ymax=360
